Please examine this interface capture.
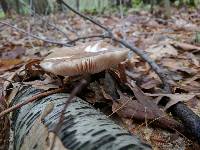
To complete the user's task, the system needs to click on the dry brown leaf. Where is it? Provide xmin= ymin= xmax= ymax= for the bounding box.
xmin=173 ymin=18 xmax=199 ymax=31
xmin=112 ymin=89 xmax=183 ymax=131
xmin=161 ymin=58 xmax=198 ymax=75
xmin=41 ymin=102 xmax=54 ymax=120
xmin=84 ymin=82 xmax=106 ymax=104
xmin=6 ymin=83 xmax=21 ymax=103
xmin=112 ymin=91 xmax=159 ymax=120
xmin=146 ymin=43 xmax=178 ymax=60
xmin=1 ymin=46 xmax=26 ymax=59
xmin=23 ymin=78 xmax=59 ymax=90
xmin=186 ymin=53 xmax=200 ymax=67
xmin=140 ymin=79 xmax=161 ymax=90
xmin=180 ymin=74 xmax=200 ymax=87
xmin=178 ymin=83 xmax=200 ymax=93
xmin=127 ymin=80 xmax=158 ymax=108
xmin=171 ymin=41 xmax=200 ymax=51
xmin=0 ymin=59 xmax=23 ymax=73
xmin=145 ymin=93 xmax=199 ymax=110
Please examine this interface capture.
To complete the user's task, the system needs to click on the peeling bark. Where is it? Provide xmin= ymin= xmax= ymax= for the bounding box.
xmin=11 ymin=86 xmax=151 ymax=150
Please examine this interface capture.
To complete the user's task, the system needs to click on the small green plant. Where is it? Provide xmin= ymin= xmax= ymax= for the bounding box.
xmin=194 ymin=32 xmax=200 ymax=44
xmin=0 ymin=11 xmax=5 ymax=18
xmin=132 ymin=0 xmax=143 ymax=6
xmin=174 ymin=0 xmax=200 ymax=7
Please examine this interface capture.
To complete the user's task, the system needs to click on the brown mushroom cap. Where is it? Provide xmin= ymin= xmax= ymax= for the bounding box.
xmin=40 ymin=41 xmax=129 ymax=76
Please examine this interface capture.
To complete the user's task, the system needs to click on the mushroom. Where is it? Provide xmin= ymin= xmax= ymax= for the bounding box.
xmin=40 ymin=41 xmax=129 ymax=76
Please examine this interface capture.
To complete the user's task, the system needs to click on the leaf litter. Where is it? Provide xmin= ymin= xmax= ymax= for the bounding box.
xmin=0 ymin=7 xmax=200 ymax=150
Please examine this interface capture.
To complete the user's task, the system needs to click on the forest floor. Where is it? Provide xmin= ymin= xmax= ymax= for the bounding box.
xmin=0 ymin=7 xmax=200 ymax=150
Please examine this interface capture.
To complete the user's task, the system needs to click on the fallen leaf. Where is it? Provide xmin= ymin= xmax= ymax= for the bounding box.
xmin=145 ymin=93 xmax=198 ymax=110
xmin=186 ymin=53 xmax=200 ymax=67
xmin=171 ymin=41 xmax=200 ymax=51
xmin=84 ymin=81 xmax=106 ymax=104
xmin=161 ymin=58 xmax=197 ymax=75
xmin=173 ymin=18 xmax=199 ymax=31
xmin=1 ymin=46 xmax=26 ymax=59
xmin=127 ymin=80 xmax=157 ymax=108
xmin=112 ymin=90 xmax=160 ymax=120
xmin=146 ymin=43 xmax=178 ymax=60
xmin=0 ymin=59 xmax=23 ymax=74
xmin=112 ymin=89 xmax=183 ymax=131
xmin=41 ymin=102 xmax=54 ymax=120
xmin=23 ymin=79 xmax=59 ymax=90
xmin=140 ymin=79 xmax=161 ymax=90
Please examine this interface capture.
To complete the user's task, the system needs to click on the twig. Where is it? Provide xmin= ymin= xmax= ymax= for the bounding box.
xmin=68 ymin=33 xmax=169 ymax=91
xmin=32 ymin=12 xmax=72 ymax=40
xmin=108 ymin=99 xmax=130 ymax=117
xmin=50 ymin=79 xmax=87 ymax=150
xmin=0 ymin=88 xmax=64 ymax=117
xmin=67 ymin=34 xmax=109 ymax=44
xmin=114 ymin=38 xmax=171 ymax=92
xmin=0 ymin=21 xmax=71 ymax=47
xmin=0 ymin=77 xmax=15 ymax=85
xmin=60 ymin=0 xmax=170 ymax=91
xmin=27 ymin=21 xmax=35 ymax=48
xmin=45 ymin=21 xmax=71 ymax=41
xmin=58 ymin=0 xmax=111 ymax=34
xmin=20 ymin=0 xmax=77 ymax=37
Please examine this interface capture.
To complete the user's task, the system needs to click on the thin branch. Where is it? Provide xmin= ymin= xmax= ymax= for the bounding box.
xmin=31 ymin=12 xmax=72 ymax=40
xmin=32 ymin=13 xmax=71 ymax=41
xmin=60 ymin=0 xmax=170 ymax=92
xmin=0 ymin=21 xmax=72 ymax=47
xmin=68 ymin=35 xmax=170 ymax=91
xmin=50 ymin=79 xmax=87 ymax=150
xmin=0 ymin=88 xmax=64 ymax=117
xmin=59 ymin=0 xmax=111 ymax=34
xmin=67 ymin=34 xmax=109 ymax=44
xmin=114 ymin=38 xmax=171 ymax=92
xmin=20 ymin=0 xmax=71 ymax=39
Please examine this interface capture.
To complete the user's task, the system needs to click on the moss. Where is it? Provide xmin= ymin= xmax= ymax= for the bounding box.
xmin=194 ymin=32 xmax=200 ymax=44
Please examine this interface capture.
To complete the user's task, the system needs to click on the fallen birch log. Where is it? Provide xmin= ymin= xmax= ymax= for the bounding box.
xmin=11 ymin=86 xmax=151 ymax=150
